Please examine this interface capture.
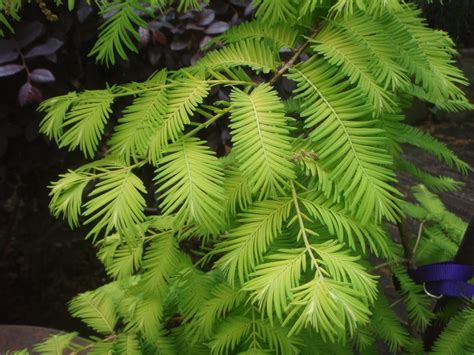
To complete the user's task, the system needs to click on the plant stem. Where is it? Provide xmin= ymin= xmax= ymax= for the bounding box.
xmin=290 ymin=181 xmax=322 ymax=275
xmin=397 ymin=220 xmax=416 ymax=269
xmin=269 ymin=28 xmax=319 ymax=85
xmin=183 ymin=107 xmax=231 ymax=139
xmin=412 ymin=221 xmax=424 ymax=256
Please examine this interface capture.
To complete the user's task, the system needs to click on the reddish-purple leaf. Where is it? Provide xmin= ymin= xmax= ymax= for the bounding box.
xmin=139 ymin=27 xmax=150 ymax=46
xmin=25 ymin=38 xmax=63 ymax=58
xmin=151 ymin=29 xmax=167 ymax=46
xmin=200 ymin=36 xmax=212 ymax=49
xmin=18 ymin=82 xmax=43 ymax=107
xmin=171 ymin=40 xmax=188 ymax=51
xmin=205 ymin=21 xmax=230 ymax=35
xmin=0 ymin=51 xmax=18 ymax=65
xmin=0 ymin=64 xmax=24 ymax=77
xmin=190 ymin=53 xmax=202 ymax=65
xmin=244 ymin=3 xmax=254 ymax=17
xmin=30 ymin=68 xmax=55 ymax=83
xmin=185 ymin=23 xmax=205 ymax=31
xmin=45 ymin=53 xmax=58 ymax=63
xmin=77 ymin=2 xmax=93 ymax=23
xmin=198 ymin=9 xmax=215 ymax=26
xmin=16 ymin=21 xmax=45 ymax=48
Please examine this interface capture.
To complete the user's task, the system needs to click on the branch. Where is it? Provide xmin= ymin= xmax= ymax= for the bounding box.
xmin=269 ymin=29 xmax=320 ymax=86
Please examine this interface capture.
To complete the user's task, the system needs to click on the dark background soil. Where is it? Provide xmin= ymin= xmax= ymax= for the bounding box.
xmin=0 ymin=0 xmax=473 ymax=338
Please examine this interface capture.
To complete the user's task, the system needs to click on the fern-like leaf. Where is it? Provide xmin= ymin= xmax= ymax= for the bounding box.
xmin=214 ymin=198 xmax=292 ymax=283
xmin=310 ymin=24 xmax=394 ymax=112
xmin=384 ymin=5 xmax=469 ymax=106
xmin=49 ymin=170 xmax=90 ymax=228
xmin=285 ymin=277 xmax=372 ymax=341
xmin=32 ymin=332 xmax=78 ymax=355
xmin=370 ymin=294 xmax=411 ymax=353
xmin=209 ymin=315 xmax=252 ymax=355
xmin=109 ymin=70 xmax=168 ymax=163
xmin=229 ymin=84 xmax=296 ymax=199
xmin=148 ymin=74 xmax=210 ymax=163
xmin=38 ymin=92 xmax=77 ymax=144
xmin=139 ymin=232 xmax=181 ymax=295
xmin=431 ymin=306 xmax=474 ymax=355
xmin=244 ymin=248 xmax=307 ymax=321
xmin=196 ymin=39 xmax=278 ymax=74
xmin=252 ymin=0 xmax=297 ymax=24
xmin=155 ymin=137 xmax=225 ymax=233
xmin=69 ymin=289 xmax=117 ymax=335
xmin=213 ymin=20 xmax=299 ymax=50
xmin=83 ymin=161 xmax=146 ymax=238
xmin=89 ymin=1 xmax=148 ymax=66
xmin=59 ymin=90 xmax=114 ymax=158
xmin=288 ymin=58 xmax=401 ymax=223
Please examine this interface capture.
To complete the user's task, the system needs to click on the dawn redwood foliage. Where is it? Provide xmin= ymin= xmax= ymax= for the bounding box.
xmin=2 ymin=0 xmax=474 ymax=354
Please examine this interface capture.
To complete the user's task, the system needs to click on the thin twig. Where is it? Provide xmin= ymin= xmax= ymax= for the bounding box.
xmin=412 ymin=221 xmax=425 ymax=256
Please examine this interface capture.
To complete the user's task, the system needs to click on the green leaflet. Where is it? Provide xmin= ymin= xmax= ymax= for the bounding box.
xmin=109 ymin=70 xmax=169 ymax=163
xmin=287 ymin=58 xmax=402 ymax=223
xmin=155 ymin=137 xmax=225 ymax=234
xmin=148 ymin=74 xmax=210 ymax=163
xmin=214 ymin=198 xmax=293 ymax=283
xmin=229 ymin=84 xmax=296 ymax=199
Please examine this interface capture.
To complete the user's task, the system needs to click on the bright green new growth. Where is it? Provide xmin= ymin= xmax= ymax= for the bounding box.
xmin=6 ymin=0 xmax=473 ymax=353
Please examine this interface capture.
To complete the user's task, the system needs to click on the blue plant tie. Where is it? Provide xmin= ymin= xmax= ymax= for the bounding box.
xmin=409 ymin=262 xmax=474 ymax=298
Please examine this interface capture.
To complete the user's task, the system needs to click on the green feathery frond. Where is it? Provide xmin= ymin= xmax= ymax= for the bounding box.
xmin=299 ymin=191 xmax=393 ymax=257
xmin=89 ymin=1 xmax=148 ymax=66
xmin=244 ymin=248 xmax=307 ymax=321
xmin=114 ymin=334 xmax=141 ymax=355
xmin=139 ymin=232 xmax=182 ymax=295
xmin=83 ymin=161 xmax=147 ymax=238
xmin=32 ymin=332 xmax=78 ymax=355
xmin=148 ymin=74 xmax=210 ymax=163
xmin=310 ymin=23 xmax=395 ymax=112
xmin=125 ymin=296 xmax=164 ymax=343
xmin=109 ymin=70 xmax=168 ymax=163
xmin=104 ymin=239 xmax=144 ymax=280
xmin=392 ymin=266 xmax=434 ymax=330
xmin=370 ymin=294 xmax=411 ymax=353
xmin=431 ymin=306 xmax=474 ymax=355
xmin=208 ymin=315 xmax=253 ymax=355
xmin=287 ymin=58 xmax=401 ymax=223
xmin=326 ymin=12 xmax=410 ymax=91
xmin=415 ymin=225 xmax=459 ymax=265
xmin=395 ymin=123 xmax=470 ymax=174
xmin=329 ymin=0 xmax=403 ymax=16
xmin=38 ymin=92 xmax=77 ymax=144
xmin=229 ymin=84 xmax=296 ymax=199
xmin=197 ymin=39 xmax=279 ymax=74
xmin=398 ymin=159 xmax=463 ymax=193
xmin=313 ymin=241 xmax=378 ymax=301
xmin=49 ymin=170 xmax=90 ymax=228
xmin=188 ymin=283 xmax=246 ymax=339
xmin=177 ymin=267 xmax=221 ymax=321
xmin=155 ymin=137 xmax=225 ymax=233
xmin=285 ymin=276 xmax=372 ymax=341
xmin=255 ymin=318 xmax=302 ymax=354
xmin=176 ymin=0 xmax=209 ymax=12
xmin=384 ymin=4 xmax=469 ymax=107
xmin=59 ymin=89 xmax=114 ymax=158
xmin=69 ymin=289 xmax=117 ymax=335
xmin=214 ymin=198 xmax=293 ymax=283
xmin=251 ymin=0 xmax=297 ymax=24
xmin=223 ymin=164 xmax=252 ymax=220
xmin=213 ymin=20 xmax=300 ymax=50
